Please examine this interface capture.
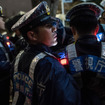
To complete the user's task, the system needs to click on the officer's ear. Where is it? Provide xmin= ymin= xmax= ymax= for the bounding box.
xmin=70 ymin=26 xmax=78 ymax=41
xmin=27 ymin=31 xmax=38 ymax=41
xmin=70 ymin=26 xmax=76 ymax=35
xmin=94 ymin=25 xmax=99 ymax=35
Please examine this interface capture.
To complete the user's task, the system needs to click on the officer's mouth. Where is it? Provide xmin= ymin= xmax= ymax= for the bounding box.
xmin=54 ymin=35 xmax=57 ymax=42
xmin=53 ymin=30 xmax=57 ymax=36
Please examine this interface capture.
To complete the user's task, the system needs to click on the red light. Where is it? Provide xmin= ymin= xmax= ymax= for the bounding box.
xmin=6 ymin=36 xmax=9 ymax=39
xmin=60 ymin=58 xmax=68 ymax=65
xmin=6 ymin=42 xmax=10 ymax=46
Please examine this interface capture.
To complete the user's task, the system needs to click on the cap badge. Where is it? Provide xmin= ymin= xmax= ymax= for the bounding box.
xmin=45 ymin=5 xmax=50 ymax=15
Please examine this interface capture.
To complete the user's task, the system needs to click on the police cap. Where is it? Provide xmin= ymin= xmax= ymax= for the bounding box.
xmin=5 ymin=11 xmax=25 ymax=33
xmin=66 ymin=2 xmax=104 ymax=22
xmin=11 ymin=1 xmax=57 ymax=32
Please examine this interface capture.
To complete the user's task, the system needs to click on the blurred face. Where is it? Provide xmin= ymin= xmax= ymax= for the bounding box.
xmin=35 ymin=23 xmax=57 ymax=47
xmin=0 ymin=17 xmax=5 ymax=30
xmin=102 ymin=12 xmax=105 ymax=19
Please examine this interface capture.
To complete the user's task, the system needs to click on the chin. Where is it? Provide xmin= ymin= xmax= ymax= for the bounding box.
xmin=51 ymin=41 xmax=58 ymax=46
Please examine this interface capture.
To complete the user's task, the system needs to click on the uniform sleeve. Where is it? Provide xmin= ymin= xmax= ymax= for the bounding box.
xmin=35 ymin=57 xmax=81 ymax=105
xmin=0 ymin=48 xmax=11 ymax=71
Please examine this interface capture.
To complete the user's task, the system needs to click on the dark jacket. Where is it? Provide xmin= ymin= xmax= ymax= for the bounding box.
xmin=75 ymin=35 xmax=101 ymax=57
xmin=0 ymin=34 xmax=11 ymax=105
xmin=74 ymin=35 xmax=104 ymax=105
xmin=11 ymin=43 xmax=81 ymax=105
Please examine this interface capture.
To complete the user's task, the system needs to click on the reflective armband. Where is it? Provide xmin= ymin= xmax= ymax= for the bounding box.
xmin=69 ymin=55 xmax=105 ymax=75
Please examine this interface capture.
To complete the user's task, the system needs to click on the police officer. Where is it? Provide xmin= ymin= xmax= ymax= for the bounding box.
xmin=0 ymin=6 xmax=11 ymax=105
xmin=66 ymin=2 xmax=105 ymax=105
xmin=11 ymin=1 xmax=81 ymax=105
xmin=5 ymin=11 xmax=28 ymax=55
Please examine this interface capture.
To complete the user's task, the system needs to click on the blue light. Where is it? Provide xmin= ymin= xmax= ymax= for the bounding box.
xmin=96 ymin=33 xmax=103 ymax=41
xmin=58 ymin=52 xmax=66 ymax=59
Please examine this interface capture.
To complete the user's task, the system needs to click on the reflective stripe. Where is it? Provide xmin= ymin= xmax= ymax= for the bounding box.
xmin=44 ymin=51 xmax=57 ymax=59
xmin=101 ymin=42 xmax=105 ymax=59
xmin=0 ymin=42 xmax=3 ymax=47
xmin=14 ymin=50 xmax=24 ymax=73
xmin=66 ymin=43 xmax=77 ymax=60
xmin=67 ymin=42 xmax=105 ymax=60
xmin=12 ymin=50 xmax=24 ymax=105
xmin=29 ymin=53 xmax=46 ymax=80
xmin=12 ymin=92 xmax=19 ymax=105
xmin=13 ymin=52 xmax=51 ymax=104
xmin=24 ymin=53 xmax=46 ymax=105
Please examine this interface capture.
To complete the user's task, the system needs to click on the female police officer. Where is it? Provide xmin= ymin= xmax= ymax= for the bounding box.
xmin=11 ymin=1 xmax=81 ymax=105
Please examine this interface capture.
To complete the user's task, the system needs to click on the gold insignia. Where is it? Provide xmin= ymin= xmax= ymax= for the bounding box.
xmin=45 ymin=5 xmax=50 ymax=15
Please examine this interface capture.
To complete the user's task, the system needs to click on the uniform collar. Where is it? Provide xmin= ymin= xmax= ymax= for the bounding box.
xmin=26 ymin=43 xmax=52 ymax=53
xmin=77 ymin=35 xmax=97 ymax=42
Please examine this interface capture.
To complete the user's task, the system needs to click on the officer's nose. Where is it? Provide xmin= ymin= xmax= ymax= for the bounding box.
xmin=52 ymin=26 xmax=57 ymax=32
xmin=51 ymin=21 xmax=57 ymax=32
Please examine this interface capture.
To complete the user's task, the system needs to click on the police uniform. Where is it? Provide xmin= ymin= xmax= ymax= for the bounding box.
xmin=0 ymin=6 xmax=11 ymax=105
xmin=66 ymin=2 xmax=105 ymax=105
xmin=5 ymin=11 xmax=28 ymax=55
xmin=11 ymin=1 xmax=81 ymax=105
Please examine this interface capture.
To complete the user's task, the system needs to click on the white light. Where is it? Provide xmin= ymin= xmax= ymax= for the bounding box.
xmin=80 ymin=0 xmax=91 ymax=1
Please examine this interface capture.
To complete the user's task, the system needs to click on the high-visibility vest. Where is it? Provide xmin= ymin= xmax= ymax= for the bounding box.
xmin=66 ymin=42 xmax=105 ymax=75
xmin=12 ymin=51 xmax=56 ymax=105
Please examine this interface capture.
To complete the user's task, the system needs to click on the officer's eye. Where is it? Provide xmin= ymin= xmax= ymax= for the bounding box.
xmin=44 ymin=24 xmax=52 ymax=28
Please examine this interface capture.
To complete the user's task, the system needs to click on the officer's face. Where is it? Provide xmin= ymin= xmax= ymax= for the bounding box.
xmin=102 ymin=12 xmax=105 ymax=19
xmin=0 ymin=17 xmax=5 ymax=31
xmin=35 ymin=24 xmax=57 ymax=47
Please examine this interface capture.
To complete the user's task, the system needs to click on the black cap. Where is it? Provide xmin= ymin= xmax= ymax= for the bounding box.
xmin=5 ymin=11 xmax=25 ymax=33
xmin=11 ymin=1 xmax=57 ymax=31
xmin=66 ymin=2 xmax=104 ymax=22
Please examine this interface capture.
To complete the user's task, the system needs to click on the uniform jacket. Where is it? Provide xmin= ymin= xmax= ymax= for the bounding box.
xmin=0 ymin=34 xmax=11 ymax=78
xmin=0 ymin=34 xmax=11 ymax=105
xmin=75 ymin=35 xmax=101 ymax=57
xmin=69 ymin=35 xmax=104 ymax=105
xmin=12 ymin=43 xmax=81 ymax=105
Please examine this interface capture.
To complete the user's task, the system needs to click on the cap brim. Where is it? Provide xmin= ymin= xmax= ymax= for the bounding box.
xmin=40 ymin=16 xmax=58 ymax=25
xmin=66 ymin=2 xmax=104 ymax=21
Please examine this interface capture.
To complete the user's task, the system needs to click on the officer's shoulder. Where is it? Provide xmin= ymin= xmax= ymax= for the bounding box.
xmin=37 ymin=54 xmax=61 ymax=67
xmin=42 ymin=55 xmax=59 ymax=63
xmin=37 ymin=56 xmax=66 ymax=74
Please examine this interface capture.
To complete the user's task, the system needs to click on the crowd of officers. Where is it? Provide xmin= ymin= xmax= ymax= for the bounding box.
xmin=1 ymin=1 xmax=105 ymax=105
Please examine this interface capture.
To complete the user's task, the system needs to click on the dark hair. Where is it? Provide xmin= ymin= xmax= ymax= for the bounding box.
xmin=102 ymin=11 xmax=105 ymax=17
xmin=19 ymin=20 xmax=55 ymax=41
xmin=69 ymin=15 xmax=98 ymax=35
xmin=19 ymin=27 xmax=37 ymax=42
xmin=19 ymin=24 xmax=41 ymax=41
xmin=19 ymin=27 xmax=29 ymax=41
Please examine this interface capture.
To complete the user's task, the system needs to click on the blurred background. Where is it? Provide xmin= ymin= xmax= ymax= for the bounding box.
xmin=0 ymin=0 xmax=104 ymax=24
